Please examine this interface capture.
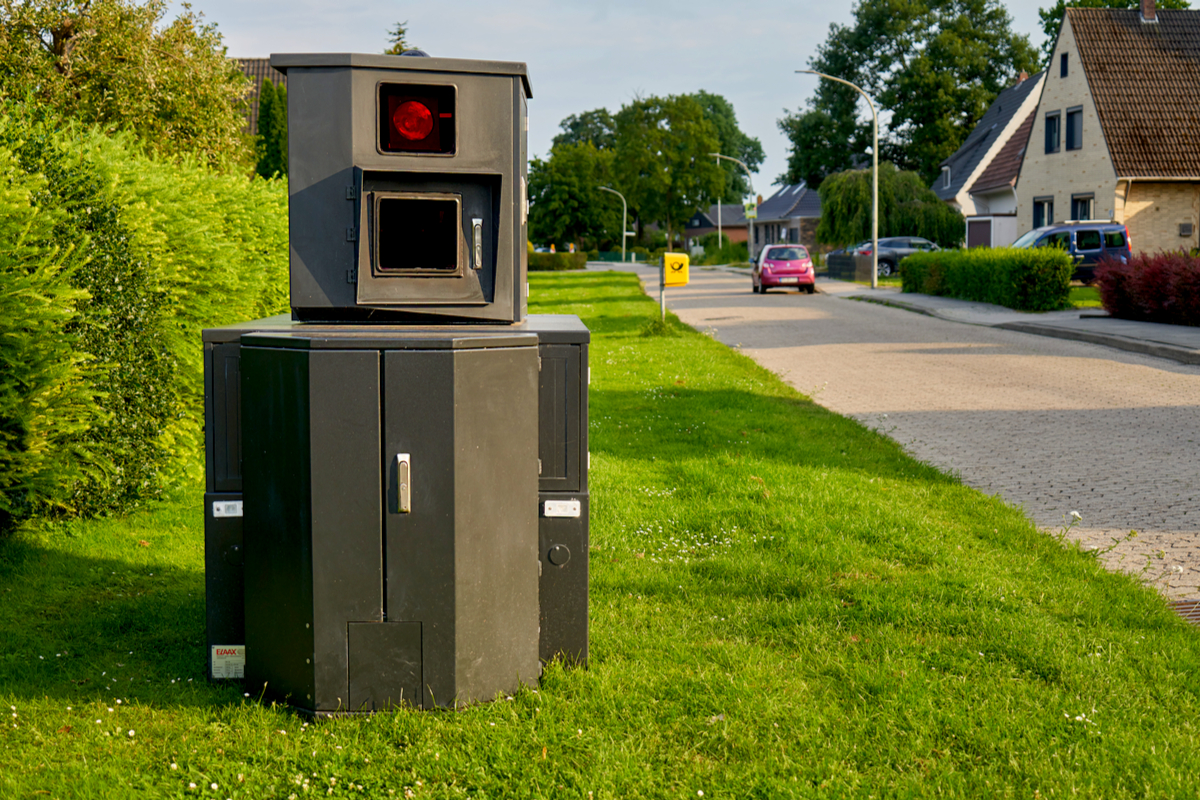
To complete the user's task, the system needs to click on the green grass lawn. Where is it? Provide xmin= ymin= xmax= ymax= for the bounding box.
xmin=2 ymin=271 xmax=1197 ymax=798
xmin=1070 ymin=286 xmax=1103 ymax=309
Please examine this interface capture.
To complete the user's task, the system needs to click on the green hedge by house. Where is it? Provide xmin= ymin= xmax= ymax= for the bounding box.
xmin=528 ymin=251 xmax=587 ymax=271
xmin=900 ymin=247 xmax=1073 ymax=312
xmin=0 ymin=103 xmax=288 ymax=531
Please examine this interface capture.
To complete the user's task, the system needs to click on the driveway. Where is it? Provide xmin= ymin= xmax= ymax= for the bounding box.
xmin=608 ymin=264 xmax=1200 ymax=600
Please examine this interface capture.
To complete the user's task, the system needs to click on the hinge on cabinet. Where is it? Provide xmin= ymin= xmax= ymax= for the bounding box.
xmin=538 ymin=458 xmax=542 ymax=475
xmin=537 ymin=356 xmax=542 ymax=371
xmin=345 ymin=186 xmax=356 ymax=200
xmin=346 ymin=269 xmax=357 ymax=284
xmin=346 ymin=227 xmax=357 ymax=242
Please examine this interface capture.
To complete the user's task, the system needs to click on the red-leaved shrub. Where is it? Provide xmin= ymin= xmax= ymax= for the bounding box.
xmin=1095 ymin=251 xmax=1200 ymax=327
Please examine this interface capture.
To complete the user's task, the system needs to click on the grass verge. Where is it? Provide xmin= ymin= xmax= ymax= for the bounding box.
xmin=1 ymin=271 xmax=1197 ymax=798
xmin=1070 ymin=285 xmax=1103 ymax=309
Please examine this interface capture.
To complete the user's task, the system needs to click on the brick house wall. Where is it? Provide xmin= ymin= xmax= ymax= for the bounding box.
xmin=1016 ymin=16 xmax=1119 ymax=230
xmin=1122 ymin=182 xmax=1200 ymax=252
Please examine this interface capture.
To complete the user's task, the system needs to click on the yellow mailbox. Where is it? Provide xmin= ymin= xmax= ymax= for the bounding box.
xmin=663 ymin=253 xmax=690 ymax=287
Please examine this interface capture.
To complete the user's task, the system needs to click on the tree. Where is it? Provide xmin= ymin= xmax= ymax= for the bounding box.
xmin=779 ymin=0 xmax=1038 ymax=187
xmin=690 ymin=91 xmax=764 ymax=201
xmin=1038 ymin=0 xmax=1190 ymax=60
xmin=255 ymin=79 xmax=288 ymax=179
xmin=552 ymin=109 xmax=616 ymax=150
xmin=528 ymin=141 xmax=620 ymax=251
xmin=816 ymin=163 xmax=966 ymax=248
xmin=384 ymin=20 xmax=417 ymax=55
xmin=0 ymin=0 xmax=252 ymax=168
xmin=777 ymin=107 xmax=867 ymax=190
xmin=613 ymin=95 xmax=723 ymax=250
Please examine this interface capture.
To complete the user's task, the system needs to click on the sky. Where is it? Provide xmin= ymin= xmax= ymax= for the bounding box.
xmin=171 ymin=0 xmax=1055 ymax=196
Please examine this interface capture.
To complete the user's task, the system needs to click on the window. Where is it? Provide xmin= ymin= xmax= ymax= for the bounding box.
xmin=1041 ymin=231 xmax=1071 ymax=250
xmin=1033 ymin=197 xmax=1054 ymax=228
xmin=1045 ymin=112 xmax=1061 ymax=154
xmin=1066 ymin=107 xmax=1083 ymax=150
xmin=1104 ymin=230 xmax=1127 ymax=248
xmin=943 ymin=167 xmax=951 ymax=189
xmin=1076 ymin=229 xmax=1102 ymax=250
xmin=1012 ymin=229 xmax=1042 ymax=248
xmin=1060 ymin=53 xmax=1069 ymax=78
xmin=1071 ymin=194 xmax=1094 ymax=221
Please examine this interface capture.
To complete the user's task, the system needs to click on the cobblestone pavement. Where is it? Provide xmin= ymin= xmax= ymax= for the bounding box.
xmin=650 ymin=268 xmax=1200 ymax=599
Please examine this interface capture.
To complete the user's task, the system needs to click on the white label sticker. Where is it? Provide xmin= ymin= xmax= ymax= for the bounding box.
xmin=212 ymin=500 xmax=243 ymax=518
xmin=544 ymin=499 xmax=581 ymax=518
xmin=211 ymin=645 xmax=245 ymax=679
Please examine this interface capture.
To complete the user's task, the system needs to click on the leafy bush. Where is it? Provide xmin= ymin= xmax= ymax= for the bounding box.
xmin=1096 ymin=251 xmax=1200 ymax=327
xmin=900 ymin=247 xmax=1072 ymax=311
xmin=529 ymin=252 xmax=587 ymax=271
xmin=0 ymin=146 xmax=106 ymax=530
xmin=0 ymin=103 xmax=287 ymax=531
xmin=697 ymin=232 xmax=748 ymax=265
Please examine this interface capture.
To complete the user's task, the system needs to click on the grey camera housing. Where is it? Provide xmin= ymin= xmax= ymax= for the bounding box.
xmin=271 ymin=53 xmax=532 ymax=324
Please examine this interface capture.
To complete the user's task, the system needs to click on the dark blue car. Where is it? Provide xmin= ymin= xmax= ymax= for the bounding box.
xmin=1011 ymin=221 xmax=1132 ymax=284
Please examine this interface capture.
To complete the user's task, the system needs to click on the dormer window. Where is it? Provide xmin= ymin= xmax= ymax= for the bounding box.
xmin=1060 ymin=53 xmax=1069 ymax=78
xmin=942 ymin=166 xmax=951 ymax=189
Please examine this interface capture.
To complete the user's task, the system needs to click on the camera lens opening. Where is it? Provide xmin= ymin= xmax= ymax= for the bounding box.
xmin=376 ymin=197 xmax=460 ymax=272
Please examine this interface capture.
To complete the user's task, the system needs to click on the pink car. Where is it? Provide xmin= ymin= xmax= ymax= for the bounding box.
xmin=752 ymin=245 xmax=816 ymax=294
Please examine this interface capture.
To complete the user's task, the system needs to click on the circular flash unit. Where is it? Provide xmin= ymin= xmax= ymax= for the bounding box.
xmin=393 ymin=100 xmax=434 ymax=141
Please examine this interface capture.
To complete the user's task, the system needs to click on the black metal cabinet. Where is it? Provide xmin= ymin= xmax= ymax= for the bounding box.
xmin=239 ymin=330 xmax=541 ymax=712
xmin=202 ymin=315 xmax=590 ymax=698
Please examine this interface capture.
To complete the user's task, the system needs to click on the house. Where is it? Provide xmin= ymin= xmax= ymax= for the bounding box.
xmin=749 ymin=183 xmax=822 ymax=258
xmin=966 ymin=110 xmax=1037 ymax=246
xmin=932 ymin=70 xmax=1045 ymax=247
xmin=1015 ymin=0 xmax=1200 ymax=254
xmin=235 ymin=58 xmax=288 ymax=135
xmin=684 ymin=204 xmax=748 ymax=244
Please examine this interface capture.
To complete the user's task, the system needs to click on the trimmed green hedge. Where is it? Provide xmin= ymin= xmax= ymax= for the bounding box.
xmin=900 ymin=247 xmax=1072 ymax=312
xmin=0 ymin=104 xmax=288 ymax=531
xmin=529 ymin=251 xmax=587 ymax=271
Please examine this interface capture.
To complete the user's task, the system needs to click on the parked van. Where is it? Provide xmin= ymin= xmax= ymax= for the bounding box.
xmin=1011 ymin=221 xmax=1132 ymax=283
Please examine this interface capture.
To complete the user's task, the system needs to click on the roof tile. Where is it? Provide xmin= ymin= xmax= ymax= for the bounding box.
xmin=1069 ymin=8 xmax=1200 ymax=177
xmin=970 ymin=109 xmax=1036 ymax=194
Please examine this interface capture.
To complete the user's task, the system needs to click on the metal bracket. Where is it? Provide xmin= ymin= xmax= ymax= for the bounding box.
xmin=346 ymin=269 xmax=357 ymax=284
xmin=346 ymin=227 xmax=357 ymax=242
xmin=345 ymin=186 xmax=356 ymax=200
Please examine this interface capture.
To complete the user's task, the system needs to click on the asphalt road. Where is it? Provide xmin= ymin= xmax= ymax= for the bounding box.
xmin=616 ymin=264 xmax=1200 ymax=599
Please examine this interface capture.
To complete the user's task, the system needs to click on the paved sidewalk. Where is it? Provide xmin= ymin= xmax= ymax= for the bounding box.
xmin=819 ymin=277 xmax=1200 ymax=365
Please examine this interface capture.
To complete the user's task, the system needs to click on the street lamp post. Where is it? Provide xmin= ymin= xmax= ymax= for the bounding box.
xmin=713 ymin=154 xmax=722 ymax=255
xmin=710 ymin=152 xmax=756 ymax=262
xmin=597 ymin=185 xmax=629 ymax=263
xmin=796 ymin=69 xmax=879 ymax=289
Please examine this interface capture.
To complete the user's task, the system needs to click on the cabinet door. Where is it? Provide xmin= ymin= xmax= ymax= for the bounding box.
xmin=538 ymin=344 xmax=582 ymax=492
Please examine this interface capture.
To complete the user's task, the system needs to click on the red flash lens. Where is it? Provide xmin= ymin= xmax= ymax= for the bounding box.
xmin=393 ymin=101 xmax=434 ymax=141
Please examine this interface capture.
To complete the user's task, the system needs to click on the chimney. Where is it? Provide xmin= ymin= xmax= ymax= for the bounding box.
xmin=1016 ymin=70 xmax=1029 ymax=85
xmin=1141 ymin=0 xmax=1158 ymax=23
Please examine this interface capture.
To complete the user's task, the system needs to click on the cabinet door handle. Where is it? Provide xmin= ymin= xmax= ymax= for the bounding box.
xmin=395 ymin=453 xmax=411 ymax=513
xmin=472 ymin=218 xmax=483 ymax=270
